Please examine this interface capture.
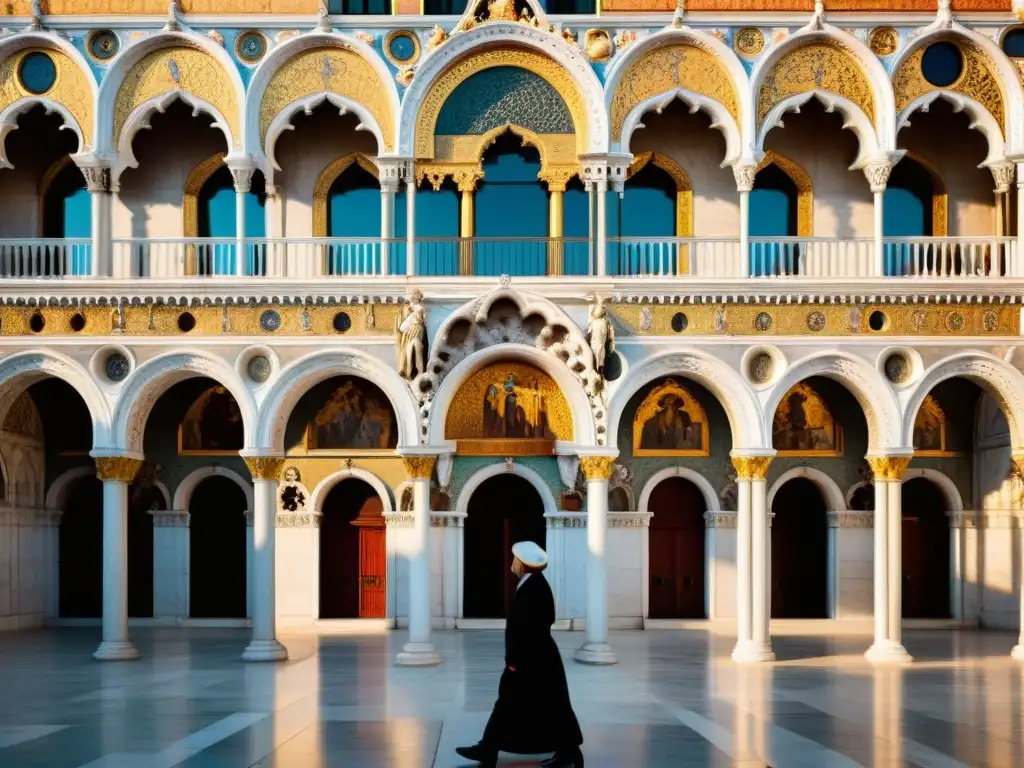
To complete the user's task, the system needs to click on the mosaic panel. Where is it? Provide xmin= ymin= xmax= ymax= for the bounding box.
xmin=435 ymin=67 xmax=573 ymax=136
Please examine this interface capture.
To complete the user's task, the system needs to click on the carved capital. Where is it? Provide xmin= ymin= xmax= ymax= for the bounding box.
xmin=454 ymin=169 xmax=482 ymax=193
xmin=402 ymin=456 xmax=436 ymax=479
xmin=231 ymin=167 xmax=255 ymax=194
xmin=863 ymin=161 xmax=892 ymax=193
xmin=990 ymin=161 xmax=1016 ymax=194
xmin=1011 ymin=453 xmax=1024 ymax=479
xmin=580 ymin=456 xmax=616 ymax=481
xmin=731 ymin=455 xmax=772 ymax=480
xmin=867 ymin=456 xmax=912 ymax=481
xmin=539 ymin=168 xmax=575 ymax=193
xmin=79 ymin=165 xmax=111 ymax=193
xmin=244 ymin=457 xmax=284 ymax=481
xmin=95 ymin=457 xmax=143 ymax=483
xmin=732 ymin=164 xmax=756 ymax=193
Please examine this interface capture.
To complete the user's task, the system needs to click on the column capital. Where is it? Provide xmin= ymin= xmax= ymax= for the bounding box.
xmin=990 ymin=160 xmax=1016 ymax=194
xmin=730 ymin=453 xmax=773 ymax=480
xmin=539 ymin=168 xmax=574 ymax=193
xmin=732 ymin=163 xmax=756 ymax=193
xmin=95 ymin=457 xmax=143 ymax=483
xmin=230 ymin=166 xmax=255 ymax=194
xmin=79 ymin=164 xmax=112 ymax=193
xmin=579 ymin=153 xmax=631 ymax=193
xmin=866 ymin=455 xmax=913 ymax=481
xmin=377 ymin=156 xmax=408 ymax=188
xmin=580 ymin=456 xmax=616 ymax=480
xmin=243 ymin=456 xmax=284 ymax=481
xmin=454 ymin=169 xmax=482 ymax=193
xmin=402 ymin=455 xmax=436 ymax=479
xmin=862 ymin=151 xmax=905 ymax=193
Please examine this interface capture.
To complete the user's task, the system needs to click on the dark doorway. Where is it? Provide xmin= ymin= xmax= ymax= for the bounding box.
xmin=189 ymin=476 xmax=247 ymax=618
xmin=902 ymin=478 xmax=951 ymax=619
xmin=647 ymin=477 xmax=707 ymax=618
xmin=463 ymin=474 xmax=546 ymax=618
xmin=127 ymin=482 xmax=160 ymax=617
xmin=771 ymin=478 xmax=829 ymax=619
xmin=320 ymin=479 xmax=386 ymax=619
xmin=59 ymin=475 xmax=103 ymax=617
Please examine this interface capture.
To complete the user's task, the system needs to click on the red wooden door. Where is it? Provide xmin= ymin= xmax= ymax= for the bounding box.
xmin=358 ymin=527 xmax=386 ymax=619
xmin=648 ymin=477 xmax=707 ymax=619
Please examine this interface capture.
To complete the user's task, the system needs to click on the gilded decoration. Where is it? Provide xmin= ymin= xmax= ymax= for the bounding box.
xmin=756 ymin=150 xmax=813 ymax=237
xmin=402 ymin=456 xmax=436 ymax=479
xmin=114 ymin=46 xmax=239 ymax=150
xmin=902 ymin=151 xmax=948 ymax=237
xmin=95 ymin=457 xmax=143 ymax=483
xmin=868 ymin=27 xmax=899 ymax=57
xmin=756 ymin=42 xmax=875 ymax=127
xmin=435 ymin=67 xmax=574 ymax=136
xmin=182 ymin=153 xmax=226 ymax=265
xmin=609 ymin=44 xmax=740 ymax=142
xmin=584 ymin=30 xmax=613 ymax=63
xmin=866 ymin=456 xmax=912 ymax=482
xmin=628 ymin=152 xmax=692 ymax=238
xmin=912 ymin=394 xmax=963 ymax=456
xmin=0 ymin=48 xmax=93 ymax=149
xmin=892 ymin=41 xmax=1005 ymax=129
xmin=772 ymin=382 xmax=843 ymax=456
xmin=244 ymin=456 xmax=284 ymax=481
xmin=414 ymin=48 xmax=589 ymax=159
xmin=580 ymin=456 xmax=616 ymax=481
xmin=632 ymin=379 xmax=710 ymax=457
xmin=304 ymin=378 xmax=398 ymax=452
xmin=312 ymin=153 xmax=379 ymax=238
xmin=731 ymin=456 xmax=772 ymax=481
xmin=179 ymin=385 xmax=243 ymax=455
xmin=598 ymin=1 xmax=1008 ymax=9
xmin=735 ymin=28 xmax=765 ymax=58
xmin=258 ymin=47 xmax=394 ymax=152
xmin=444 ymin=362 xmax=572 ymax=455
xmin=12 ymin=1 xmax=315 ymax=11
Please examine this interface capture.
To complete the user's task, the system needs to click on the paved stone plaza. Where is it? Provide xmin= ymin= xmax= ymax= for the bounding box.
xmin=0 ymin=627 xmax=1021 ymax=767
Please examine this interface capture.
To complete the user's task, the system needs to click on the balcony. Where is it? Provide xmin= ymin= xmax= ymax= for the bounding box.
xmin=0 ymin=236 xmax=1018 ymax=284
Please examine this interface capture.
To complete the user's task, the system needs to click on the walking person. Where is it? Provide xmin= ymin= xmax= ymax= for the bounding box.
xmin=456 ymin=541 xmax=584 ymax=767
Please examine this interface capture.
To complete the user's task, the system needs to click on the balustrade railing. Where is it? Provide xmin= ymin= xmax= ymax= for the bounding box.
xmin=0 ymin=239 xmax=91 ymax=278
xmin=883 ymin=237 xmax=1016 ymax=279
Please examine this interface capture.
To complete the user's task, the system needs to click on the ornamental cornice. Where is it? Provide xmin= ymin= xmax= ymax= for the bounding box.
xmin=276 ymin=512 xmax=321 ymax=528
xmin=384 ymin=512 xmax=415 ymax=529
xmin=547 ymin=514 xmax=587 ymax=528
xmin=609 ymin=513 xmax=650 ymax=528
xmin=152 ymin=510 xmax=190 ymax=527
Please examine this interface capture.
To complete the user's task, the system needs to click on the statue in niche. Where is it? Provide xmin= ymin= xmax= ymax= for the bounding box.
xmin=111 ymin=303 xmax=126 ymax=333
xmin=307 ymin=379 xmax=397 ymax=451
xmin=395 ymin=290 xmax=427 ymax=380
xmin=587 ymin=297 xmax=615 ymax=376
xmin=632 ymin=379 xmax=708 ymax=456
xmin=179 ymin=386 xmax=243 ymax=453
xmin=772 ymin=382 xmax=840 ymax=456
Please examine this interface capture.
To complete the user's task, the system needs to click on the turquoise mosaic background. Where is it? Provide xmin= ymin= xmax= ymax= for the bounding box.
xmin=436 ymin=67 xmax=574 ymax=135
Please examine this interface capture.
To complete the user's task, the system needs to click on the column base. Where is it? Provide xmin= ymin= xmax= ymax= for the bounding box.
xmin=93 ymin=640 xmax=140 ymax=661
xmin=1010 ymin=643 xmax=1024 ymax=661
xmin=242 ymin=639 xmax=288 ymax=662
xmin=396 ymin=642 xmax=443 ymax=667
xmin=574 ymin=642 xmax=617 ymax=665
xmin=865 ymin=640 xmax=912 ymax=664
xmin=730 ymin=641 xmax=775 ymax=663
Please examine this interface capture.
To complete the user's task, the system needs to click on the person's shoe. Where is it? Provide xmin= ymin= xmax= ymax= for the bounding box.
xmin=455 ymin=743 xmax=497 ymax=766
xmin=541 ymin=748 xmax=584 ymax=768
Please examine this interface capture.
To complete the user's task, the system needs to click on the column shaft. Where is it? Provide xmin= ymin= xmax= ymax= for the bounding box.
xmin=380 ymin=184 xmax=394 ymax=276
xmin=886 ymin=480 xmax=903 ymax=647
xmin=739 ymin=189 xmax=750 ymax=278
xmin=872 ymin=479 xmax=889 ymax=647
xmin=873 ymin=189 xmax=885 ymax=277
xmin=242 ymin=459 xmax=287 ymax=662
xmin=750 ymin=477 xmax=772 ymax=656
xmin=231 ymin=167 xmax=254 ymax=277
xmin=398 ymin=457 xmax=442 ymax=666
xmin=548 ymin=188 xmax=564 ymax=276
xmin=90 ymin=190 xmax=112 ymax=278
xmin=576 ymin=456 xmax=616 ymax=665
xmin=459 ymin=189 xmax=474 ymax=276
xmin=734 ymin=478 xmax=752 ymax=654
xmin=595 ymin=181 xmax=608 ymax=277
xmin=406 ymin=175 xmax=416 ymax=277
xmin=1016 ymin=166 xmax=1024 ymax=276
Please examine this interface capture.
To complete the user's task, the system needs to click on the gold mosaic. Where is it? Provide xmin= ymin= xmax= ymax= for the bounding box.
xmin=0 ymin=48 xmax=94 ymax=149
xmin=868 ymin=27 xmax=899 ymax=57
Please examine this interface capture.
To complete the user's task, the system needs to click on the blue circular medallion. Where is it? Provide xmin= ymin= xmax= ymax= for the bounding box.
xmin=18 ymin=52 xmax=57 ymax=95
xmin=385 ymin=30 xmax=421 ymax=68
xmin=389 ymin=34 xmax=416 ymax=62
xmin=260 ymin=309 xmax=281 ymax=332
xmin=88 ymin=31 xmax=120 ymax=62
xmin=921 ymin=42 xmax=963 ymax=88
xmin=236 ymin=31 xmax=267 ymax=65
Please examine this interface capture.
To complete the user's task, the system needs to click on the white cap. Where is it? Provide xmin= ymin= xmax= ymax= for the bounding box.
xmin=511 ymin=541 xmax=548 ymax=568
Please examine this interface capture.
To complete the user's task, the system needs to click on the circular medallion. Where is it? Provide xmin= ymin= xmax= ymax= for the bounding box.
xmin=87 ymin=30 xmax=120 ymax=62
xmin=384 ymin=30 xmax=421 ymax=68
xmin=754 ymin=312 xmax=773 ymax=332
xmin=749 ymin=352 xmax=774 ymax=384
xmin=922 ymin=41 xmax=964 ymax=88
xmin=670 ymin=312 xmax=688 ymax=333
xmin=247 ymin=355 xmax=271 ymax=383
xmin=945 ymin=311 xmax=965 ymax=332
xmin=177 ymin=312 xmax=196 ymax=333
xmin=910 ymin=309 xmax=928 ymax=332
xmin=734 ymin=28 xmax=765 ymax=57
xmin=260 ymin=309 xmax=281 ymax=332
xmin=236 ymin=31 xmax=267 ymax=65
xmin=983 ymin=309 xmax=999 ymax=332
xmin=105 ymin=353 xmax=130 ymax=382
xmin=883 ymin=353 xmax=910 ymax=384
xmin=806 ymin=311 xmax=827 ymax=332
xmin=18 ymin=51 xmax=57 ymax=95
xmin=868 ymin=27 xmax=899 ymax=57
xmin=333 ymin=311 xmax=352 ymax=333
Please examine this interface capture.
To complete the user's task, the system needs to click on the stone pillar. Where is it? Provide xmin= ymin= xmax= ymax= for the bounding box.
xmin=152 ymin=510 xmax=190 ymax=620
xmin=1011 ymin=454 xmax=1024 ymax=660
xmin=242 ymin=457 xmax=287 ymax=662
xmin=458 ymin=177 xmax=476 ymax=277
xmin=731 ymin=455 xmax=774 ymax=662
xmin=379 ymin=179 xmax=397 ymax=277
xmin=1016 ymin=163 xmax=1024 ymax=276
xmin=79 ymin=164 xmax=113 ymax=278
xmin=864 ymin=160 xmax=892 ymax=278
xmin=404 ymin=162 xmax=416 ymax=277
xmin=595 ymin=179 xmax=608 ymax=277
xmin=733 ymin=164 xmax=755 ymax=279
xmin=230 ymin=165 xmax=254 ymax=277
xmin=397 ymin=455 xmax=442 ymax=666
xmin=541 ymin=171 xmax=569 ymax=276
xmin=991 ymin=161 xmax=1014 ymax=237
xmin=865 ymin=455 xmax=913 ymax=663
xmin=93 ymin=457 xmax=143 ymax=661
xmin=576 ymin=456 xmax=617 ymax=665
xmin=245 ymin=509 xmax=254 ymax=620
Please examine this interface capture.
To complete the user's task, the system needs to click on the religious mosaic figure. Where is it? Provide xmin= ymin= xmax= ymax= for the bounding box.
xmin=179 ymin=386 xmax=243 ymax=453
xmin=772 ymin=383 xmax=839 ymax=455
xmin=913 ymin=394 xmax=947 ymax=453
xmin=482 ymin=373 xmax=553 ymax=440
xmin=632 ymin=379 xmax=708 ymax=456
xmin=307 ymin=379 xmax=397 ymax=450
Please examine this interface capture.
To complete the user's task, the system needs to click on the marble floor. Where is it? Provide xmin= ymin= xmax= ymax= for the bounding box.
xmin=0 ymin=627 xmax=1022 ymax=767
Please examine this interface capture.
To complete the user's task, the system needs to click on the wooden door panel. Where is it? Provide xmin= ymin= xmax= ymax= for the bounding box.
xmin=648 ymin=535 xmax=677 ymax=619
xmin=358 ymin=528 xmax=386 ymax=619
xmin=677 ymin=529 xmax=705 ymax=618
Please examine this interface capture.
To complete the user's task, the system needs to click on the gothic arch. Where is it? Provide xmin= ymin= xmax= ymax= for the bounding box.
xmin=896 ymin=91 xmax=1005 ymax=166
xmin=627 ymin=152 xmax=693 ymax=236
xmin=400 ymin=24 xmax=607 ymax=158
xmin=637 ymin=466 xmax=720 ymax=514
xmin=182 ymin=152 xmax=226 ymax=239
xmin=755 ymin=149 xmax=813 ymax=237
xmin=312 ymin=153 xmax=380 ymax=238
xmin=174 ymin=465 xmax=254 ymax=512
xmin=767 ymin=466 xmax=845 ymax=512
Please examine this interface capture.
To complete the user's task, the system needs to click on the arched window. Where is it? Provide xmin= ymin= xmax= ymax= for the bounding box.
xmin=749 ymin=152 xmax=811 ymax=276
xmin=883 ymin=153 xmax=945 ymax=276
xmin=189 ymin=160 xmax=266 ymax=276
xmin=610 ymin=157 xmax=685 ymax=276
xmin=315 ymin=156 xmax=383 ymax=275
xmin=41 ymin=158 xmax=91 ymax=275
xmin=563 ymin=177 xmax=589 ymax=276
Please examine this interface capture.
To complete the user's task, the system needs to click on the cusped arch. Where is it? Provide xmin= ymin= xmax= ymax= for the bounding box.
xmin=637 ymin=466 xmax=720 ymax=514
xmin=901 ymin=467 xmax=964 ymax=512
xmin=628 ymin=151 xmax=692 ymax=236
xmin=607 ymin=350 xmax=763 ymax=451
xmin=756 ymin=149 xmax=813 ymax=236
xmin=903 ymin=352 xmax=1024 ymax=453
xmin=400 ymin=24 xmax=607 ymax=157
xmin=310 ymin=466 xmax=394 ymax=515
xmin=896 ymin=91 xmax=1005 ymax=166
xmin=111 ymin=352 xmax=257 ymax=457
xmin=312 ymin=153 xmax=379 ymax=237
xmin=0 ymin=350 xmax=111 ymax=450
xmin=767 ymin=466 xmax=845 ymax=512
xmin=605 ymin=30 xmax=747 ymax=163
xmin=256 ymin=350 xmax=418 ymax=453
xmin=455 ymin=460 xmax=558 ymax=518
xmin=174 ymin=465 xmax=254 ymax=512
xmin=765 ymin=351 xmax=901 ymax=452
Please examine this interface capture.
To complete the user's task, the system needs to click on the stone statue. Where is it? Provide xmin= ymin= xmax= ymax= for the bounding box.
xmin=587 ymin=298 xmax=615 ymax=374
xmin=112 ymin=303 xmax=126 ymax=334
xmin=396 ymin=290 xmax=427 ymax=380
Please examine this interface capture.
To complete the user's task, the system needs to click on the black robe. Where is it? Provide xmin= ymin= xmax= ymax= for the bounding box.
xmin=482 ymin=572 xmax=584 ymax=755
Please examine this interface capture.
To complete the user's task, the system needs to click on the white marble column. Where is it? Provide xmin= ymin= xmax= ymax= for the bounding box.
xmin=865 ymin=455 xmax=912 ymax=663
xmin=733 ymin=164 xmax=755 ymax=279
xmin=731 ymin=455 xmax=774 ymax=662
xmin=231 ymin=166 xmax=254 ymax=277
xmin=405 ymin=162 xmax=416 ymax=277
xmin=380 ymin=179 xmax=397 ymax=277
xmin=79 ymin=165 xmax=113 ymax=278
xmin=576 ymin=456 xmax=616 ymax=665
xmin=1016 ymin=164 xmax=1024 ymax=277
xmin=864 ymin=160 xmax=892 ymax=278
xmin=595 ymin=180 xmax=608 ymax=277
xmin=397 ymin=456 xmax=442 ymax=665
xmin=242 ymin=458 xmax=287 ymax=662
xmin=1010 ymin=455 xmax=1024 ymax=660
xmin=93 ymin=457 xmax=142 ymax=661
xmin=152 ymin=510 xmax=189 ymax=620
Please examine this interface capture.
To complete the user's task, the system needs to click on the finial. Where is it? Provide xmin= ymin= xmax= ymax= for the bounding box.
xmin=808 ymin=0 xmax=825 ymax=30
xmin=317 ymin=0 xmax=332 ymax=32
xmin=164 ymin=0 xmax=181 ymax=31
xmin=28 ymin=0 xmax=43 ymax=31
xmin=935 ymin=0 xmax=953 ymax=28
xmin=671 ymin=0 xmax=685 ymax=29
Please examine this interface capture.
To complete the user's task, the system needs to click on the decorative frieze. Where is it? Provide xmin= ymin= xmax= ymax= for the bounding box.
xmin=704 ymin=511 xmax=737 ymax=529
xmin=827 ymin=511 xmax=873 ymax=529
xmin=384 ymin=513 xmax=415 ymax=529
xmin=275 ymin=513 xmax=321 ymax=529
xmin=431 ymin=513 xmax=464 ymax=528
xmin=547 ymin=514 xmax=587 ymax=529
xmin=609 ymin=513 xmax=650 ymax=529
xmin=946 ymin=511 xmax=981 ymax=529
xmin=152 ymin=510 xmax=190 ymax=528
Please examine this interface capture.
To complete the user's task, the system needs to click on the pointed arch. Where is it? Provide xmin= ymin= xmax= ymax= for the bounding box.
xmin=896 ymin=90 xmax=1005 ymax=166
xmin=183 ymin=153 xmax=226 ymax=239
xmin=756 ymin=149 xmax=813 ymax=237
xmin=897 ymin=150 xmax=948 ymax=237
xmin=627 ymin=151 xmax=692 ymax=237
xmin=312 ymin=153 xmax=380 ymax=238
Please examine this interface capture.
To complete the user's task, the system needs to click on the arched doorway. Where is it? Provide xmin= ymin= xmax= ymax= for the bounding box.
xmin=902 ymin=478 xmax=951 ymax=619
xmin=771 ymin=478 xmax=829 ymax=619
xmin=189 ymin=476 xmax=247 ymax=618
xmin=320 ymin=479 xmax=386 ymax=619
xmin=647 ymin=477 xmax=707 ymax=619
xmin=127 ymin=481 xmax=161 ymax=618
xmin=463 ymin=474 xmax=547 ymax=618
xmin=59 ymin=475 xmax=103 ymax=617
